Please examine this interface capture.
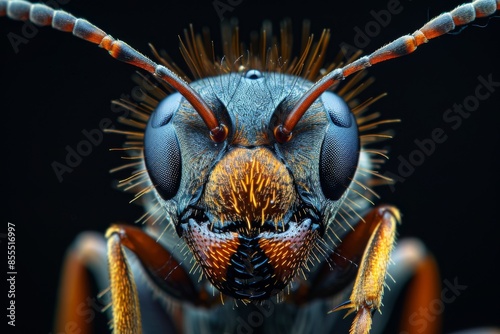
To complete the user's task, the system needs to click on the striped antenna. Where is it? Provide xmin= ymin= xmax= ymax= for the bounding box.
xmin=273 ymin=0 xmax=499 ymax=143
xmin=0 ymin=0 xmax=228 ymax=142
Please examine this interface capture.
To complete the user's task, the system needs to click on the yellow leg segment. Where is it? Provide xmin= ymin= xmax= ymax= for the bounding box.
xmin=54 ymin=232 xmax=107 ymax=334
xmin=334 ymin=206 xmax=400 ymax=334
xmin=106 ymin=227 xmax=142 ymax=334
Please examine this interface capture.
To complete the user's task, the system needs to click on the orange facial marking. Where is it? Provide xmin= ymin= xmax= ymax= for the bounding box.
xmin=258 ymin=222 xmax=318 ymax=283
xmin=204 ymin=147 xmax=295 ymax=230
xmin=183 ymin=222 xmax=240 ymax=291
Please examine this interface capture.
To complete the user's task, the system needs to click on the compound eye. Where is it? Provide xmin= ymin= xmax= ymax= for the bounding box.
xmin=319 ymin=91 xmax=359 ymax=200
xmin=144 ymin=93 xmax=182 ymax=200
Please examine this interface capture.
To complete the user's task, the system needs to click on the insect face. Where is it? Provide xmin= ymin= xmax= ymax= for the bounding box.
xmin=3 ymin=0 xmax=499 ymax=333
xmin=144 ymin=72 xmax=359 ymax=300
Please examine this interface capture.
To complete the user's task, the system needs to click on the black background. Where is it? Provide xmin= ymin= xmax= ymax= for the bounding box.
xmin=2 ymin=0 xmax=499 ymax=333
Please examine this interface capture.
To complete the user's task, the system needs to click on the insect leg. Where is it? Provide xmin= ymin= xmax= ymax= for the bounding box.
xmin=54 ymin=232 xmax=110 ymax=333
xmin=331 ymin=205 xmax=400 ymax=334
xmin=299 ymin=207 xmax=440 ymax=333
xmin=105 ymin=224 xmax=202 ymax=333
xmin=389 ymin=239 xmax=441 ymax=334
xmin=106 ymin=227 xmax=142 ymax=334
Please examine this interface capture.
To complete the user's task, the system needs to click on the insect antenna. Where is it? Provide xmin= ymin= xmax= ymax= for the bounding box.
xmin=273 ymin=0 xmax=500 ymax=143
xmin=0 ymin=0 xmax=228 ymax=141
